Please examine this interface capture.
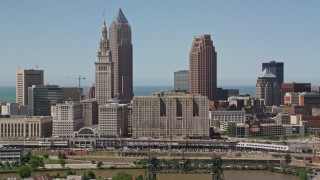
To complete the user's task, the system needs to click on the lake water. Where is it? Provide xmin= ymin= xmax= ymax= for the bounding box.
xmin=0 ymin=85 xmax=255 ymax=103
xmin=0 ymin=169 xmax=298 ymax=180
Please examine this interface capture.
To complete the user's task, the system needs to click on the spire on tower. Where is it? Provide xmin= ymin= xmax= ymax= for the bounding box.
xmin=101 ymin=21 xmax=107 ymax=39
xmin=113 ymin=8 xmax=128 ymax=24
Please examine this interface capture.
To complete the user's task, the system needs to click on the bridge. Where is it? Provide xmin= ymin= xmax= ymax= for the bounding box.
xmin=144 ymin=156 xmax=225 ymax=180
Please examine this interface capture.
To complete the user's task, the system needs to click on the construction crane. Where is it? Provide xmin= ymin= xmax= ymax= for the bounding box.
xmin=64 ymin=75 xmax=86 ymax=90
xmin=77 ymin=75 xmax=86 ymax=90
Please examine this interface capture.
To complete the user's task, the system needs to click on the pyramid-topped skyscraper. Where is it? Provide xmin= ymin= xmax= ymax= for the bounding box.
xmin=109 ymin=8 xmax=133 ymax=102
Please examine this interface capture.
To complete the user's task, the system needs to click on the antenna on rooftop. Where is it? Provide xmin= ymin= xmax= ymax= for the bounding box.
xmin=103 ymin=10 xmax=106 ymax=22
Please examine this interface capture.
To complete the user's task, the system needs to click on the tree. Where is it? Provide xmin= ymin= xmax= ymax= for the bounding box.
xmin=17 ymin=166 xmax=32 ymax=179
xmin=112 ymin=171 xmax=133 ymax=180
xmin=59 ymin=159 xmax=66 ymax=167
xmin=83 ymin=170 xmax=96 ymax=180
xmin=43 ymin=154 xmax=49 ymax=159
xmin=28 ymin=157 xmax=44 ymax=169
xmin=96 ymin=161 xmax=103 ymax=168
xmin=299 ymin=169 xmax=307 ymax=180
xmin=135 ymin=175 xmax=143 ymax=180
xmin=284 ymin=153 xmax=292 ymax=164
xmin=5 ymin=161 xmax=10 ymax=168
xmin=66 ymin=169 xmax=76 ymax=176
xmin=24 ymin=151 xmax=32 ymax=163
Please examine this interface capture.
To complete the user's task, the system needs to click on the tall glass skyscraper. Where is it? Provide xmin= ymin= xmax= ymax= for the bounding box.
xmin=28 ymin=85 xmax=63 ymax=116
xmin=174 ymin=70 xmax=189 ymax=92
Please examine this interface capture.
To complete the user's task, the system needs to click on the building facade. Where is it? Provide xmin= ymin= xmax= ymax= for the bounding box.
xmin=62 ymin=87 xmax=83 ymax=102
xmin=132 ymin=94 xmax=209 ymax=139
xmin=262 ymin=61 xmax=284 ymax=85
xmin=275 ymin=113 xmax=291 ymax=125
xmin=0 ymin=116 xmax=52 ymax=138
xmin=174 ymin=70 xmax=189 ymax=92
xmin=81 ymin=99 xmax=98 ymax=126
xmin=51 ymin=101 xmax=84 ymax=138
xmin=99 ymin=103 xmax=128 ymax=137
xmin=28 ymin=85 xmax=63 ymax=116
xmin=256 ymin=68 xmax=281 ymax=106
xmin=0 ymin=148 xmax=23 ymax=163
xmin=109 ymin=9 xmax=133 ymax=102
xmin=189 ymin=35 xmax=217 ymax=101
xmin=282 ymin=82 xmax=311 ymax=104
xmin=211 ymin=111 xmax=246 ymax=131
xmin=95 ymin=21 xmax=114 ymax=105
xmin=16 ymin=69 xmax=44 ymax=106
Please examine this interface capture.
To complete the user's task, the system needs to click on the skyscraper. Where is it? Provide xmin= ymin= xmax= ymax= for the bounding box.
xmin=174 ymin=70 xmax=189 ymax=92
xmin=16 ymin=69 xmax=44 ymax=105
xmin=256 ymin=69 xmax=281 ymax=106
xmin=109 ymin=9 xmax=133 ymax=102
xmin=189 ymin=35 xmax=217 ymax=101
xmin=28 ymin=85 xmax=63 ymax=116
xmin=262 ymin=61 xmax=284 ymax=85
xmin=95 ymin=21 xmax=114 ymax=105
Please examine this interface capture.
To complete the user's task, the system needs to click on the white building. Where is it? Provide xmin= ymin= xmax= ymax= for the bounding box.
xmin=211 ymin=111 xmax=246 ymax=131
xmin=51 ymin=101 xmax=84 ymax=138
xmin=99 ymin=103 xmax=128 ymax=137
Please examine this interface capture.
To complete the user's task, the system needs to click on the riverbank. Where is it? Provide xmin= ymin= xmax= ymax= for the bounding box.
xmin=0 ymin=169 xmax=299 ymax=180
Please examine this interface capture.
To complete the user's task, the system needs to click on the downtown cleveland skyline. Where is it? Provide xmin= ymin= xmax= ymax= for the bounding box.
xmin=0 ymin=1 xmax=320 ymax=87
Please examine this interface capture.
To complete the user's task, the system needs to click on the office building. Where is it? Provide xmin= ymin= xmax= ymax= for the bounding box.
xmin=127 ymin=105 xmax=133 ymax=136
xmin=0 ymin=102 xmax=19 ymax=115
xmin=0 ymin=116 xmax=52 ymax=138
xmin=211 ymin=111 xmax=246 ymax=131
xmin=0 ymin=148 xmax=23 ymax=163
xmin=51 ymin=101 xmax=84 ymax=138
xmin=62 ymin=87 xmax=83 ymax=102
xmin=28 ymin=85 xmax=63 ymax=116
xmin=256 ymin=68 xmax=281 ymax=106
xmin=81 ymin=99 xmax=98 ymax=126
xmin=95 ymin=21 xmax=114 ymax=105
xmin=282 ymin=82 xmax=311 ymax=104
xmin=109 ymin=8 xmax=133 ymax=102
xmin=99 ymin=103 xmax=128 ymax=137
xmin=174 ymin=70 xmax=189 ymax=92
xmin=132 ymin=93 xmax=209 ymax=139
xmin=262 ymin=61 xmax=284 ymax=85
xmin=189 ymin=35 xmax=217 ymax=101
xmin=16 ymin=69 xmax=44 ymax=105
xmin=0 ymin=102 xmax=27 ymax=116
xmin=227 ymin=122 xmax=247 ymax=138
xmin=275 ymin=113 xmax=291 ymax=125
xmin=85 ymin=84 xmax=95 ymax=99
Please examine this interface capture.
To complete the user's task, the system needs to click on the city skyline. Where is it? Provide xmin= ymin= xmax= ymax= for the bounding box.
xmin=1 ymin=1 xmax=320 ymax=87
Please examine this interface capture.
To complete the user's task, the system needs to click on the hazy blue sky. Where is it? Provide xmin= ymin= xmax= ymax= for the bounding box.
xmin=0 ymin=0 xmax=319 ymax=87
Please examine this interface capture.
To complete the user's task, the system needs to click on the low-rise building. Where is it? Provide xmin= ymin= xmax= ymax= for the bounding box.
xmin=0 ymin=147 xmax=23 ymax=163
xmin=211 ymin=111 xmax=246 ymax=131
xmin=0 ymin=116 xmax=52 ymax=138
